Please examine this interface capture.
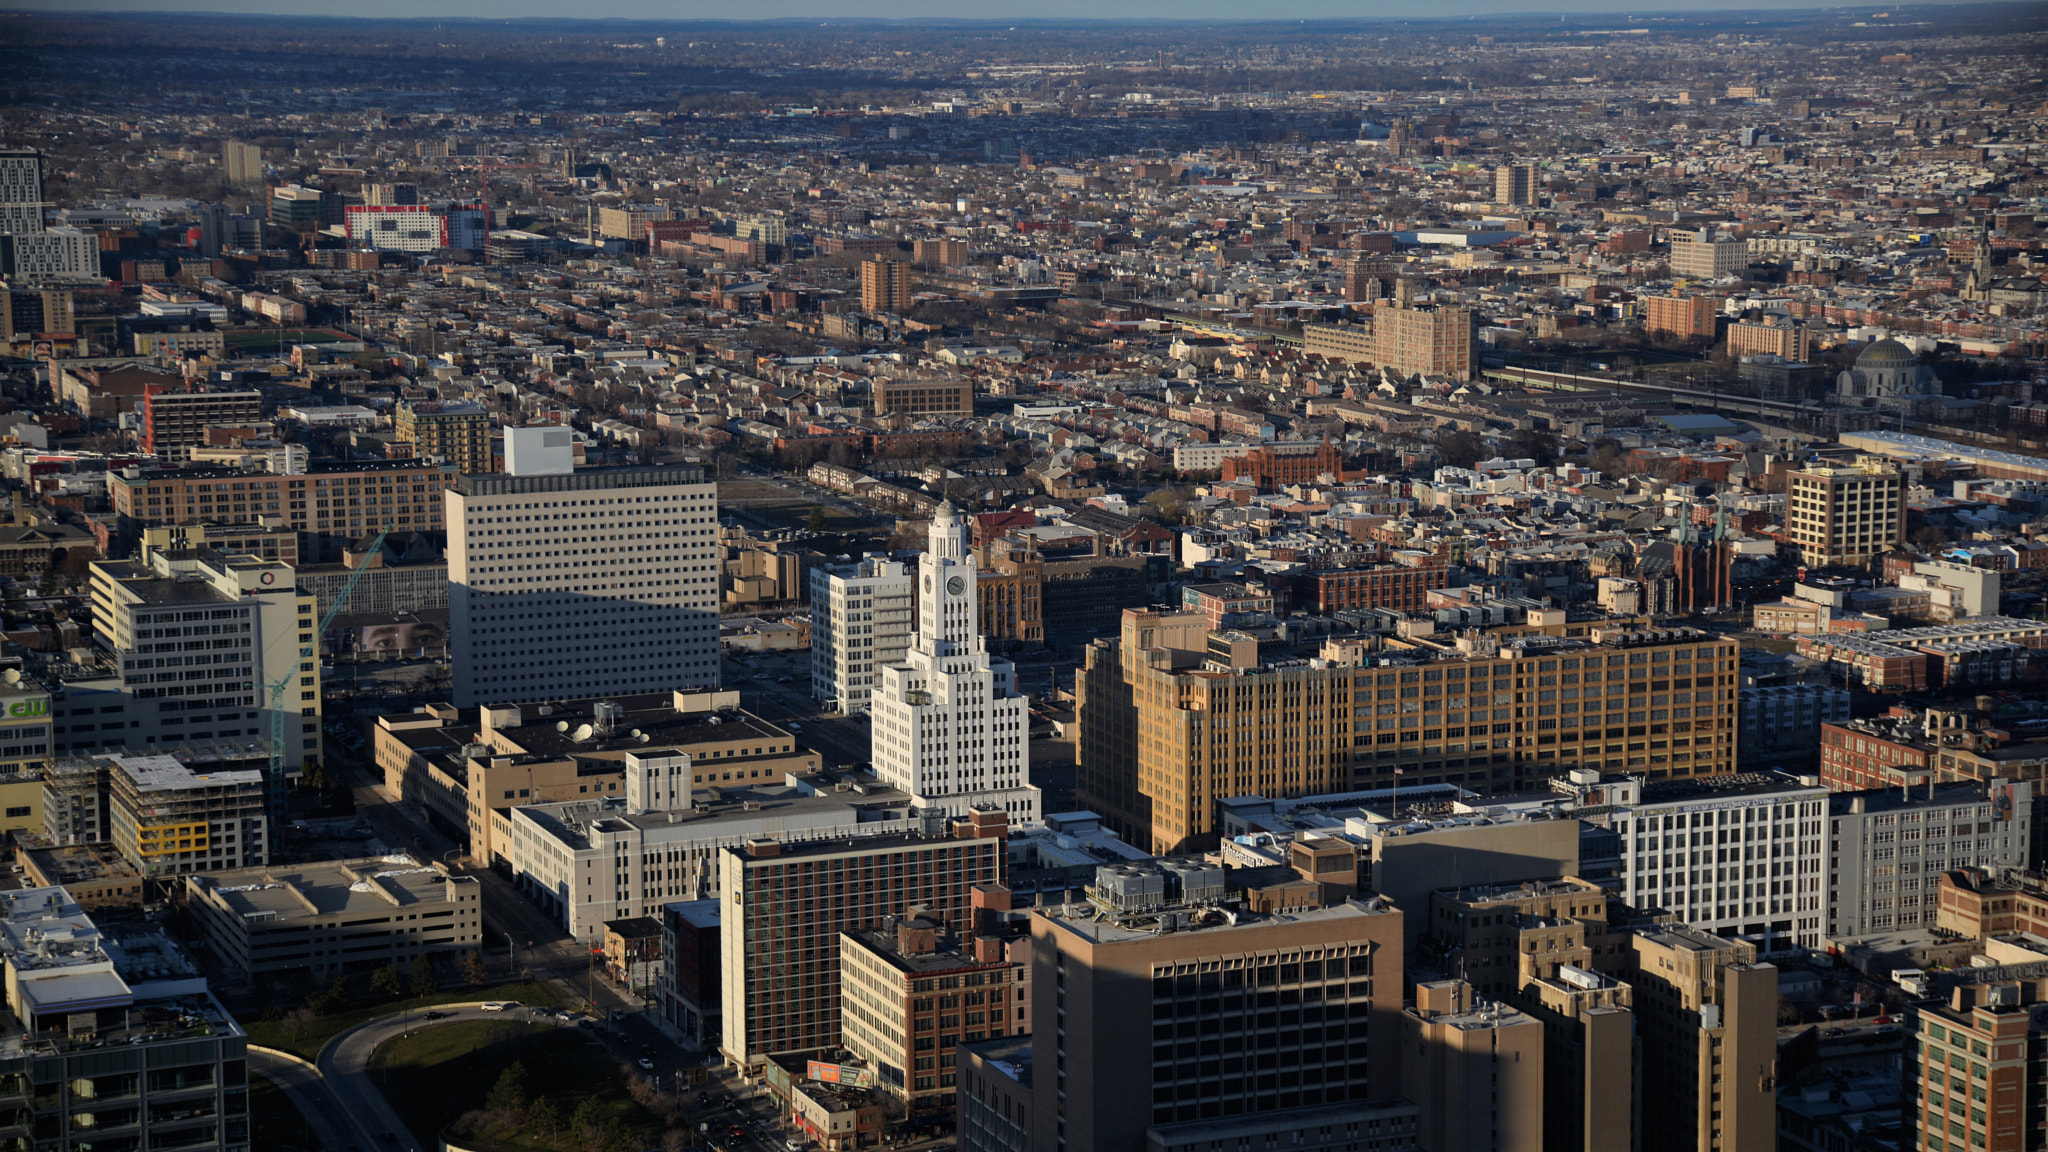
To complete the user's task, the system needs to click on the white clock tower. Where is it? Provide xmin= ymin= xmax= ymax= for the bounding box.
xmin=870 ymin=502 xmax=1041 ymax=824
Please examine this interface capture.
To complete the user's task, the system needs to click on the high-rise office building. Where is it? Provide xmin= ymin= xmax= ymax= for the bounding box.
xmin=862 ymin=257 xmax=912 ymax=314
xmin=446 ymin=427 xmax=721 ymax=707
xmin=86 ymin=549 xmax=322 ymax=804
xmin=1024 ymin=870 xmax=1406 ymax=1152
xmin=1827 ymin=779 xmax=2030 ymax=939
xmin=1643 ymin=294 xmax=1721 ymax=341
xmin=1494 ymin=162 xmax=1537 ymax=207
xmin=222 ymin=139 xmax=264 ymax=186
xmin=870 ymin=503 xmax=1040 ymax=823
xmin=717 ymin=810 xmax=1011 ymax=1074
xmin=1628 ymin=926 xmax=1777 ymax=1152
xmin=812 ymin=555 xmax=916 ymax=715
xmin=1372 ymin=302 xmax=1476 ymax=381
xmin=395 ymin=399 xmax=495 ymax=474
xmin=0 ymin=147 xmax=99 ymax=284
xmin=1784 ymin=463 xmax=1906 ymax=567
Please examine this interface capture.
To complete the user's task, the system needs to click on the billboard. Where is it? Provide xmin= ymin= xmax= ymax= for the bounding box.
xmin=805 ymin=1061 xmax=875 ymax=1088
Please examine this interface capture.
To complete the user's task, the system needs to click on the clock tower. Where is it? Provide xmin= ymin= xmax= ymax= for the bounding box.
xmin=870 ymin=501 xmax=1041 ymax=824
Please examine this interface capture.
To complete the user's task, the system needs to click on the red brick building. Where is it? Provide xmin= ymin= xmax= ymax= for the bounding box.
xmin=1219 ymin=440 xmax=1341 ymax=490
xmin=1300 ymin=557 xmax=1448 ymax=614
xmin=1819 ymin=720 xmax=1931 ymax=791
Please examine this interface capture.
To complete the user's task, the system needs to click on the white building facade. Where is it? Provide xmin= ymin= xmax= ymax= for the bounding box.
xmin=870 ymin=502 xmax=1040 ymax=823
xmin=446 ymin=428 xmax=720 ymax=707
xmin=810 ymin=556 xmax=915 ymax=715
xmin=1607 ymin=773 xmax=1831 ymax=951
xmin=1826 ymin=780 xmax=2031 ymax=939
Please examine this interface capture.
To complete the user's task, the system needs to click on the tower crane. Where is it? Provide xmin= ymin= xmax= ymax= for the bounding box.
xmin=263 ymin=524 xmax=390 ymax=827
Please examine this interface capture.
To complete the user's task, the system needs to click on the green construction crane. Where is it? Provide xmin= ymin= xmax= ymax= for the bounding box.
xmin=264 ymin=524 xmax=390 ymax=828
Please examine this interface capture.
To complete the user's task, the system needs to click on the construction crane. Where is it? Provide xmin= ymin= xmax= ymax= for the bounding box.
xmin=451 ymin=157 xmax=540 ymax=261
xmin=263 ymin=524 xmax=390 ymax=828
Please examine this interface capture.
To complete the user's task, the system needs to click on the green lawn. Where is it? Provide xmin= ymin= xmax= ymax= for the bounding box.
xmin=244 ymin=980 xmax=564 ymax=1061
xmin=370 ymin=1019 xmax=667 ymax=1151
xmin=250 ymin=1075 xmax=322 ymax=1152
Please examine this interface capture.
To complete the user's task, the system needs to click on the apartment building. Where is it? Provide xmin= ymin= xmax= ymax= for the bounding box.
xmin=873 ymin=379 xmax=972 ymax=417
xmin=222 ymin=139 xmax=263 ymax=186
xmin=1906 ymin=978 xmax=2047 ymax=1152
xmin=1079 ymin=613 xmax=1739 ymax=855
xmin=1023 ymin=876 xmax=1405 ymax=1152
xmin=1726 ymin=319 xmax=1813 ymax=362
xmin=1784 ymin=463 xmax=1906 ymax=567
xmin=142 ymin=388 xmax=263 ymax=455
xmin=109 ymin=458 xmax=458 ymax=550
xmin=1668 ymin=230 xmax=1750 ymax=280
xmin=862 ymin=258 xmax=912 ymax=314
xmin=446 ymin=428 xmax=720 ymax=707
xmin=596 ymin=203 xmax=672 ymax=241
xmin=103 ymin=753 xmax=268 ymax=877
xmin=1495 ymin=162 xmax=1537 ymax=207
xmin=1372 ymin=303 xmax=1476 ymax=380
xmin=1302 ymin=322 xmax=1375 ymax=366
xmin=1827 ymin=780 xmax=2031 ymax=938
xmin=718 ymin=812 xmax=1010 ymax=1074
xmin=0 ymin=886 xmax=248 ymax=1152
xmin=839 ymin=905 xmax=1028 ymax=1120
xmin=396 ymin=399 xmax=494 ymax=474
xmin=1644 ymin=294 xmax=1720 ymax=341
xmin=811 ymin=556 xmax=916 ymax=715
xmin=1301 ymin=556 xmax=1447 ymax=614
xmin=1740 ymin=683 xmax=1852 ymax=769
xmin=186 ymin=855 xmax=480 ymax=981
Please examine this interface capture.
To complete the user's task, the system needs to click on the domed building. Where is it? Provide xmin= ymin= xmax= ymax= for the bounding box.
xmin=1836 ymin=338 xmax=1937 ymax=412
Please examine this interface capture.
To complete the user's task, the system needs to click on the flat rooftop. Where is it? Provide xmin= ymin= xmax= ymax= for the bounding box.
xmin=110 ymin=753 xmax=264 ymax=793
xmin=192 ymin=855 xmax=470 ymax=920
xmin=519 ymin=783 xmax=915 ymax=852
xmin=1039 ymin=894 xmax=1396 ymax=945
xmin=1639 ymin=771 xmax=1824 ymax=805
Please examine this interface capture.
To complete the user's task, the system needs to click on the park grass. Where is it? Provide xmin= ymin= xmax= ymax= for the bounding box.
xmin=243 ymin=980 xmax=564 ymax=1061
xmin=250 ymin=1074 xmax=322 ymax=1152
xmin=369 ymin=1018 xmax=662 ymax=1151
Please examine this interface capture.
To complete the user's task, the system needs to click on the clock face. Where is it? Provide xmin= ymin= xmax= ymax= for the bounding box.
xmin=947 ymin=575 xmax=965 ymax=596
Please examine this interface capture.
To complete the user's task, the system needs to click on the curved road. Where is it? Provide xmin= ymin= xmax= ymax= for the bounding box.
xmin=322 ymin=1002 xmax=575 ymax=1152
xmin=249 ymin=1047 xmax=360 ymax=1152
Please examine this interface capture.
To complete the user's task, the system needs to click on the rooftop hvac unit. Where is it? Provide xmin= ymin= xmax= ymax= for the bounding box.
xmin=593 ymin=702 xmax=624 ymax=734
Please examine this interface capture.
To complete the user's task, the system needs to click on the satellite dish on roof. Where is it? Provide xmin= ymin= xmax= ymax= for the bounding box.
xmin=556 ymin=720 xmax=569 ymax=732
xmin=1 ymin=670 xmax=17 ymax=686
xmin=571 ymin=723 xmax=594 ymax=742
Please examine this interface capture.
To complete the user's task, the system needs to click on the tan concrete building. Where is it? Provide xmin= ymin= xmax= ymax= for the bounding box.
xmin=110 ymin=459 xmax=457 ymax=543
xmin=1372 ymin=303 xmax=1475 ymax=380
xmin=1726 ymin=319 xmax=1812 ymax=362
xmin=395 ymin=400 xmax=494 ymax=474
xmin=1784 ymin=463 xmax=1906 ymax=566
xmin=1669 ymin=230 xmax=1750 ymax=280
xmin=1078 ymin=612 xmax=1740 ymax=854
xmin=596 ymin=203 xmax=672 ymax=241
xmin=186 ymin=855 xmax=480 ymax=982
xmin=1494 ymin=162 xmax=1537 ymax=207
xmin=1023 ymin=885 xmax=1404 ymax=1152
xmin=1401 ymin=980 xmax=1545 ymax=1152
xmin=1629 ymin=926 xmax=1776 ymax=1152
xmin=1302 ymin=322 xmax=1375 ymax=367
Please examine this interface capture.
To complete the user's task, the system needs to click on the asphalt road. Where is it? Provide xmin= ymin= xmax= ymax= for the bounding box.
xmin=250 ymin=1049 xmax=359 ymax=1152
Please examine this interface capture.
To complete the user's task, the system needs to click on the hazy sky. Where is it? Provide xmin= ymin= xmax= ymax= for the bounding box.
xmin=6 ymin=0 xmax=2008 ymax=17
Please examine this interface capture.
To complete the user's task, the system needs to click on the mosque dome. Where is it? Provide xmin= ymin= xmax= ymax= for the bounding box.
xmin=1855 ymin=339 xmax=1917 ymax=369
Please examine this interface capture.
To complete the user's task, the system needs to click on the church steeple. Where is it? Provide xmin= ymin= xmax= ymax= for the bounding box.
xmin=1971 ymin=229 xmax=1993 ymax=293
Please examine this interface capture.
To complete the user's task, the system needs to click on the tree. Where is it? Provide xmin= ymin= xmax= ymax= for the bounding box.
xmin=1508 ymin=427 xmax=1559 ymax=468
xmin=571 ymin=1097 xmax=608 ymax=1148
xmin=1911 ymin=526 xmax=1948 ymax=556
xmin=409 ymin=955 xmax=438 ymax=997
xmin=369 ymin=962 xmax=403 ymax=1000
xmin=461 ymin=950 xmax=489 ymax=986
xmin=805 ymin=505 xmax=828 ymax=533
xmin=528 ymin=1097 xmax=563 ymax=1142
xmin=486 ymin=1060 xmax=530 ymax=1113
xmin=1435 ymin=429 xmax=1490 ymax=470
xmin=311 ymin=976 xmax=350 ymax=1016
